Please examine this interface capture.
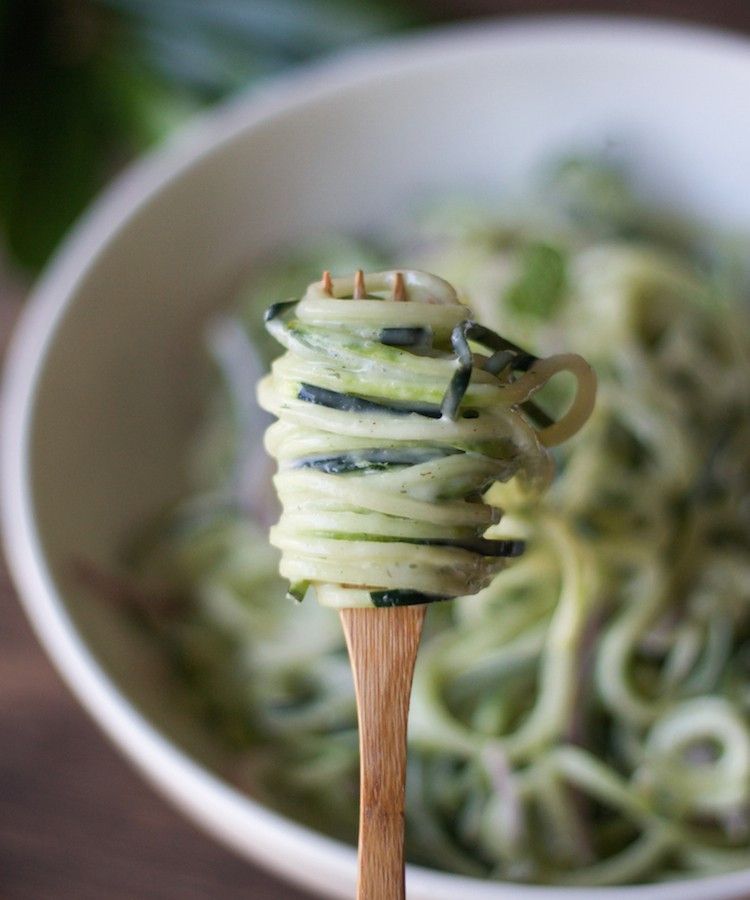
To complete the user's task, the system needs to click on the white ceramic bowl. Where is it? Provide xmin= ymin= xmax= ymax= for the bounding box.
xmin=4 ymin=17 xmax=750 ymax=900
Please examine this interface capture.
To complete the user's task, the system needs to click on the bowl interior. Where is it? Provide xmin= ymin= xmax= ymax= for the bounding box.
xmin=10 ymin=18 xmax=750 ymax=900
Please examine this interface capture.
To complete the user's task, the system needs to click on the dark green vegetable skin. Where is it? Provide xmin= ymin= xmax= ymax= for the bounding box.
xmin=369 ymin=589 xmax=451 ymax=607
xmin=294 ymin=447 xmax=462 ymax=473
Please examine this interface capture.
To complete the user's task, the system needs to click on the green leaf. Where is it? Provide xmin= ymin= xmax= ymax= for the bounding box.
xmin=505 ymin=243 xmax=567 ymax=319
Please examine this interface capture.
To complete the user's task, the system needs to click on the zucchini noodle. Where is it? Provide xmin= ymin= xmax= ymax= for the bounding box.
xmin=257 ymin=269 xmax=595 ymax=608
xmin=129 ymin=159 xmax=750 ymax=886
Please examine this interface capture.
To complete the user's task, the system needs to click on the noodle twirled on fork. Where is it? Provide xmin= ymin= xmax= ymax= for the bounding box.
xmin=258 ymin=269 xmax=596 ymax=608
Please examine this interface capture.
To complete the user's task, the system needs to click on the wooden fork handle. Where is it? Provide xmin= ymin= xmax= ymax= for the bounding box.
xmin=340 ymin=605 xmax=427 ymax=900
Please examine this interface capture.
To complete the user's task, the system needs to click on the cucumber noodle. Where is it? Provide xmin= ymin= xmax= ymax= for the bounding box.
xmin=257 ymin=269 xmax=595 ymax=609
xmin=132 ymin=161 xmax=750 ymax=886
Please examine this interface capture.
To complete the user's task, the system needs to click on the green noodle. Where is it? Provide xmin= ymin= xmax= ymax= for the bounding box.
xmin=258 ymin=269 xmax=595 ymax=609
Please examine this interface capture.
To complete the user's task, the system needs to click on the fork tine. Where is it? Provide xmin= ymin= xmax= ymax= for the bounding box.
xmin=354 ymin=269 xmax=366 ymax=299
xmin=393 ymin=272 xmax=406 ymax=302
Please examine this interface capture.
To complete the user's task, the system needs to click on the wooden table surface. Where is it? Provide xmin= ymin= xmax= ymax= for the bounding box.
xmin=0 ymin=564 xmax=314 ymax=900
xmin=2 ymin=6 xmax=750 ymax=899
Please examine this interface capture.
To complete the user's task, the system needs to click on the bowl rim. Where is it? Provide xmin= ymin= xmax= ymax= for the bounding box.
xmin=4 ymin=15 xmax=750 ymax=900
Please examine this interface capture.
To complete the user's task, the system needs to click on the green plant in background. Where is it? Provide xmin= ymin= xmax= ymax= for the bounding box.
xmin=0 ymin=0 xmax=424 ymax=273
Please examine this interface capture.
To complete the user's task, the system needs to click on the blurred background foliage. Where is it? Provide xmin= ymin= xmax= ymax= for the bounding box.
xmin=0 ymin=0 xmax=425 ymax=273
xmin=2 ymin=0 xmax=749 ymax=275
